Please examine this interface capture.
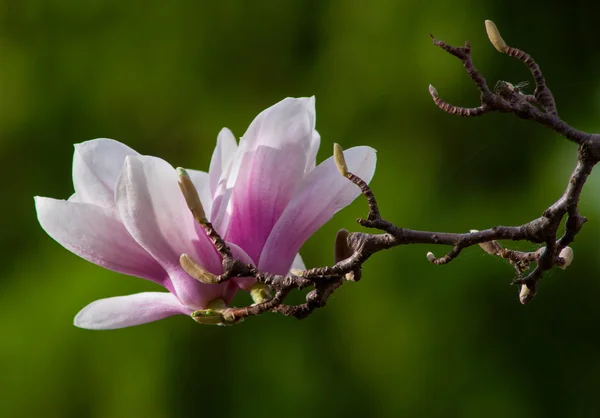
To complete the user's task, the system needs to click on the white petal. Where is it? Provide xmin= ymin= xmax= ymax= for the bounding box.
xmin=35 ymin=196 xmax=167 ymax=284
xmin=74 ymin=292 xmax=190 ymax=330
xmin=208 ymin=128 xmax=237 ymax=198
xmin=115 ymin=156 xmax=223 ymax=307
xmin=72 ymin=139 xmax=139 ymax=207
xmin=211 ymin=138 xmax=248 ymax=233
xmin=185 ymin=169 xmax=213 ymax=222
xmin=258 ymin=146 xmax=376 ymax=274
xmin=305 ymin=131 xmax=321 ymax=173
xmin=241 ymin=97 xmax=315 ymax=153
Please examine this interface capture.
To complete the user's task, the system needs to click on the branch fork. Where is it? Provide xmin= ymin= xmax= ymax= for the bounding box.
xmin=181 ymin=20 xmax=599 ymax=323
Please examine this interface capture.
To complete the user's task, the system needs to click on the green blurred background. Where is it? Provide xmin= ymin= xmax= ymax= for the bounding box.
xmin=2 ymin=1 xmax=600 ymax=417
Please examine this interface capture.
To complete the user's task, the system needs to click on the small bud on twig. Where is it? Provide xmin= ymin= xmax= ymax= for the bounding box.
xmin=177 ymin=167 xmax=208 ymax=224
xmin=558 ymin=246 xmax=574 ymax=269
xmin=250 ymin=284 xmax=272 ymax=305
xmin=485 ymin=20 xmax=507 ymax=53
xmin=519 ymin=284 xmax=536 ymax=305
xmin=190 ymin=299 xmax=241 ymax=326
xmin=180 ymin=253 xmax=219 ymax=284
xmin=191 ymin=309 xmax=225 ymax=325
xmin=426 ymin=252 xmax=436 ymax=263
xmin=333 ymin=143 xmax=348 ymax=176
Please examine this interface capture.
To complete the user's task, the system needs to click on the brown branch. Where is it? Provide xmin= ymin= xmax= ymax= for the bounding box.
xmin=183 ymin=21 xmax=600 ymax=324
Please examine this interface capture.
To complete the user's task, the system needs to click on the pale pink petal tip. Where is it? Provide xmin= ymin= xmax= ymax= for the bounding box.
xmin=74 ymin=292 xmax=189 ymax=330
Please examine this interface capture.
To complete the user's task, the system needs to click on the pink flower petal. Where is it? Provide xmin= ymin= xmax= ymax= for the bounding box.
xmin=72 ymin=139 xmax=139 ymax=207
xmin=242 ymin=97 xmax=315 ymax=153
xmin=258 ymin=146 xmax=376 ymax=274
xmin=221 ymin=98 xmax=318 ymax=262
xmin=211 ymin=138 xmax=248 ymax=233
xmin=115 ymin=155 xmax=225 ymax=307
xmin=223 ymin=145 xmax=308 ymax=263
xmin=208 ymin=128 xmax=237 ymax=198
xmin=35 ymin=196 xmax=168 ymax=286
xmin=74 ymin=292 xmax=191 ymax=330
xmin=305 ymin=131 xmax=321 ymax=173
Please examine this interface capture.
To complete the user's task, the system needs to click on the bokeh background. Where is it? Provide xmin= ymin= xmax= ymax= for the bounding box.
xmin=2 ymin=1 xmax=600 ymax=417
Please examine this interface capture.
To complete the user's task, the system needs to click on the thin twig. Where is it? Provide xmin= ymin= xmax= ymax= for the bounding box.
xmin=184 ymin=23 xmax=600 ymax=323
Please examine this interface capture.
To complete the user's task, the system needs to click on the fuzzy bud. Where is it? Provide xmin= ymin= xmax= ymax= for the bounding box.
xmin=177 ymin=167 xmax=208 ymax=224
xmin=250 ymin=284 xmax=272 ymax=305
xmin=428 ymin=84 xmax=438 ymax=97
xmin=333 ymin=143 xmax=348 ymax=176
xmin=519 ymin=284 xmax=536 ymax=305
xmin=180 ymin=254 xmax=219 ymax=284
xmin=485 ymin=20 xmax=507 ymax=53
xmin=558 ymin=246 xmax=574 ymax=270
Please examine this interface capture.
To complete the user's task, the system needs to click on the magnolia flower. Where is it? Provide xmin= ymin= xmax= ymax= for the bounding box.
xmin=35 ymin=97 xmax=377 ymax=329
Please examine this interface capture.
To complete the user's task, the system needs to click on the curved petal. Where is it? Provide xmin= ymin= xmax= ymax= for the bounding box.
xmin=211 ymin=186 xmax=233 ymax=236
xmin=258 ymin=146 xmax=377 ymax=274
xmin=185 ymin=169 xmax=213 ymax=222
xmin=223 ymin=144 xmax=308 ymax=263
xmin=74 ymin=292 xmax=190 ymax=330
xmin=241 ymin=97 xmax=315 ymax=153
xmin=115 ymin=155 xmax=224 ymax=307
xmin=305 ymin=131 xmax=321 ymax=173
xmin=219 ymin=97 xmax=319 ymax=256
xmin=211 ymin=138 xmax=248 ymax=234
xmin=73 ymin=139 xmax=139 ymax=207
xmin=208 ymin=128 xmax=237 ymax=198
xmin=35 ymin=196 xmax=168 ymax=286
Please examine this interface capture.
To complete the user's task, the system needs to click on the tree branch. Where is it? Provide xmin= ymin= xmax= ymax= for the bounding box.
xmin=186 ymin=21 xmax=599 ymax=324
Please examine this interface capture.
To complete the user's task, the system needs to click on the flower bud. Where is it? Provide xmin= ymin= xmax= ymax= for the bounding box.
xmin=191 ymin=309 xmax=225 ymax=325
xmin=426 ymin=251 xmax=436 ymax=263
xmin=250 ymin=284 xmax=272 ymax=305
xmin=177 ymin=167 xmax=208 ymax=224
xmin=180 ymin=253 xmax=219 ymax=284
xmin=558 ymin=246 xmax=574 ymax=269
xmin=191 ymin=299 xmax=239 ymax=326
xmin=333 ymin=143 xmax=348 ymax=176
xmin=485 ymin=20 xmax=507 ymax=53
xmin=519 ymin=284 xmax=536 ymax=305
